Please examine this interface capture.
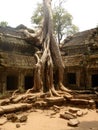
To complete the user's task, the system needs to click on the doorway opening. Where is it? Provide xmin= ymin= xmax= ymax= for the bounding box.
xmin=24 ymin=76 xmax=33 ymax=90
xmin=67 ymin=73 xmax=76 ymax=84
xmin=7 ymin=76 xmax=18 ymax=90
xmin=92 ymin=74 xmax=98 ymax=87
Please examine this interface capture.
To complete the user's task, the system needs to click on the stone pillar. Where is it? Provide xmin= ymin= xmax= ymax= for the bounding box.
xmin=2 ymin=72 xmax=7 ymax=94
xmin=18 ymin=71 xmax=25 ymax=91
xmin=86 ymin=71 xmax=91 ymax=89
xmin=76 ymin=70 xmax=80 ymax=88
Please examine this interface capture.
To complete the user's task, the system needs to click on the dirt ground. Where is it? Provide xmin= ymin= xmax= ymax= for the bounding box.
xmin=0 ymin=106 xmax=98 ymax=130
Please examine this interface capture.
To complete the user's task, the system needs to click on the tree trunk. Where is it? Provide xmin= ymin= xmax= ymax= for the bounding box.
xmin=27 ymin=0 xmax=72 ymax=96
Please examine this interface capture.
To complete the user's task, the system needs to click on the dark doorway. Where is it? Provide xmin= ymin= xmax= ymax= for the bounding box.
xmin=67 ymin=73 xmax=76 ymax=84
xmin=7 ymin=76 xmax=18 ymax=90
xmin=25 ymin=76 xmax=33 ymax=90
xmin=92 ymin=74 xmax=98 ymax=87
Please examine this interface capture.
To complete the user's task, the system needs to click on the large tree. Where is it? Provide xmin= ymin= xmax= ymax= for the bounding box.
xmin=25 ymin=0 xmax=72 ymax=97
xmin=31 ymin=1 xmax=79 ymax=44
xmin=53 ymin=6 xmax=79 ymax=44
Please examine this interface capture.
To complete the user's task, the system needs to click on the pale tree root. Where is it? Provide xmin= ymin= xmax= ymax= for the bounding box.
xmin=26 ymin=88 xmax=41 ymax=94
xmin=57 ymin=68 xmax=72 ymax=93
xmin=26 ymin=52 xmax=43 ymax=94
xmin=26 ymin=86 xmax=73 ymax=99
xmin=59 ymin=84 xmax=78 ymax=96
xmin=59 ymin=82 xmax=72 ymax=93
xmin=48 ymin=86 xmax=60 ymax=97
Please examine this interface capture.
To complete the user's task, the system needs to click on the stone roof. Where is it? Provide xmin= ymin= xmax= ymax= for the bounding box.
xmin=62 ymin=28 xmax=98 ymax=47
xmin=0 ymin=25 xmax=38 ymax=69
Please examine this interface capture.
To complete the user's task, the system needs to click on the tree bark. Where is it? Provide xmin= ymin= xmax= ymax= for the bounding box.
xmin=27 ymin=0 xmax=72 ymax=96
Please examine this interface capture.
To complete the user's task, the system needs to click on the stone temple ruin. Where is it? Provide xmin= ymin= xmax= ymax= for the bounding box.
xmin=0 ymin=25 xmax=39 ymax=93
xmin=61 ymin=27 xmax=98 ymax=90
xmin=0 ymin=25 xmax=98 ymax=93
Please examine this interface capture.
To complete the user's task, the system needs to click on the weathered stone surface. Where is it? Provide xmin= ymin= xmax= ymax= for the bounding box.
xmin=70 ymin=99 xmax=89 ymax=105
xmin=85 ymin=40 xmax=89 ymax=45
xmin=7 ymin=113 xmax=18 ymax=122
xmin=33 ymin=101 xmax=47 ymax=107
xmin=0 ymin=99 xmax=10 ymax=106
xmin=89 ymin=100 xmax=96 ymax=109
xmin=1 ymin=105 xmax=16 ymax=113
xmin=76 ymin=110 xmax=83 ymax=117
xmin=68 ymin=119 xmax=80 ymax=127
xmin=19 ymin=115 xmax=28 ymax=122
xmin=90 ymin=39 xmax=95 ymax=43
xmin=0 ymin=103 xmax=32 ymax=115
xmin=69 ymin=108 xmax=79 ymax=113
xmin=16 ymin=124 xmax=20 ymax=128
xmin=83 ymin=109 xmax=88 ymax=115
xmin=53 ymin=105 xmax=60 ymax=110
xmin=64 ymin=93 xmax=73 ymax=100
xmin=89 ymin=100 xmax=95 ymax=105
xmin=0 ymin=108 xmax=4 ymax=115
xmin=45 ymin=97 xmax=65 ymax=106
xmin=60 ymin=113 xmax=76 ymax=120
xmin=45 ymin=97 xmax=65 ymax=103
xmin=0 ymin=118 xmax=7 ymax=125
xmin=96 ymin=109 xmax=98 ymax=113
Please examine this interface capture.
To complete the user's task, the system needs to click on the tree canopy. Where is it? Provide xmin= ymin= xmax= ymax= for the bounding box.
xmin=0 ymin=21 xmax=8 ymax=27
xmin=31 ymin=1 xmax=79 ymax=44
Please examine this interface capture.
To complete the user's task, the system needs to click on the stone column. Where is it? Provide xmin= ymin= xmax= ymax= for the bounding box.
xmin=18 ymin=71 xmax=25 ymax=91
xmin=2 ymin=72 xmax=7 ymax=94
xmin=86 ymin=71 xmax=91 ymax=89
xmin=76 ymin=70 xmax=80 ymax=88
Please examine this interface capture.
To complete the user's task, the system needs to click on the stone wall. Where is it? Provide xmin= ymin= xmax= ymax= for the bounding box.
xmin=0 ymin=68 xmax=34 ymax=93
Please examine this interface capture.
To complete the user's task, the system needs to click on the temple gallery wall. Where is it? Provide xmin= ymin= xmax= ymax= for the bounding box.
xmin=0 ymin=26 xmax=98 ymax=93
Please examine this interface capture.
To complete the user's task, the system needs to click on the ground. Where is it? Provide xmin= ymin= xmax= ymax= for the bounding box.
xmin=0 ymin=106 xmax=98 ymax=130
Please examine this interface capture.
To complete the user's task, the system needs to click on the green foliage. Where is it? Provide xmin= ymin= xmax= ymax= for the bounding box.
xmin=0 ymin=21 xmax=8 ymax=27
xmin=31 ymin=2 xmax=79 ymax=44
xmin=31 ymin=3 xmax=43 ymax=26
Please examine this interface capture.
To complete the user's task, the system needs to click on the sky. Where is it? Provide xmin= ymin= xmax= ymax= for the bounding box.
xmin=0 ymin=0 xmax=98 ymax=31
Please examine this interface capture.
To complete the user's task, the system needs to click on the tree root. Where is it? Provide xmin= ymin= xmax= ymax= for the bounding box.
xmin=26 ymin=87 xmax=43 ymax=94
xmin=59 ymin=82 xmax=72 ymax=93
xmin=25 ymin=0 xmax=74 ymax=99
xmin=49 ymin=86 xmax=60 ymax=97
